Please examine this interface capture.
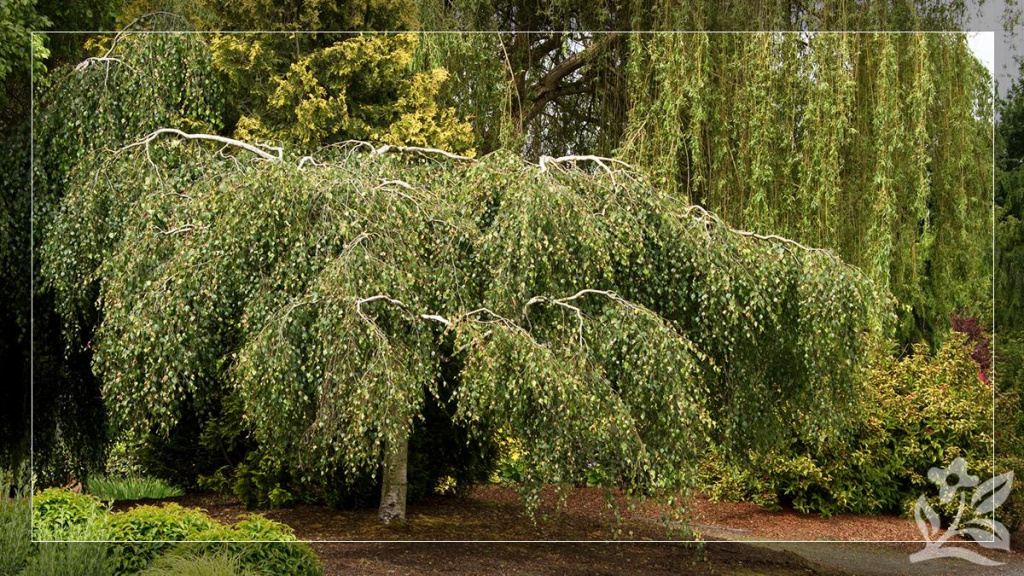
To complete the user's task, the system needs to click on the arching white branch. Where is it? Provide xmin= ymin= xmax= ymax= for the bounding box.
xmin=539 ymin=155 xmax=633 ymax=175
xmin=355 ymin=295 xmax=453 ymax=328
xmin=158 ymin=223 xmax=206 ymax=236
xmin=373 ymin=144 xmax=475 ymax=162
xmin=523 ymin=289 xmax=641 ymax=346
xmin=687 ymin=205 xmax=840 ymax=262
xmin=298 ymin=156 xmax=320 ymax=169
xmin=377 ymin=179 xmax=414 ymax=190
xmin=74 ymin=56 xmax=135 ymax=73
xmin=119 ymin=129 xmax=283 ymax=162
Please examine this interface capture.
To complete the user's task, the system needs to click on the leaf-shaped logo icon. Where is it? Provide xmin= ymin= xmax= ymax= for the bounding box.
xmin=972 ymin=471 xmax=1014 ymax=516
xmin=961 ymin=518 xmax=1011 ymax=551
xmin=914 ymin=495 xmax=941 ymax=540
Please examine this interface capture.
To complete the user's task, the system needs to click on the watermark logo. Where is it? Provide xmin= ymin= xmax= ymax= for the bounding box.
xmin=909 ymin=457 xmax=1013 ymax=565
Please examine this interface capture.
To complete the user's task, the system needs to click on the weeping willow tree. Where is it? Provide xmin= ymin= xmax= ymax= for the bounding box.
xmin=413 ymin=0 xmax=994 ymax=343
xmin=42 ymin=128 xmax=886 ymax=524
xmin=618 ymin=31 xmax=993 ymax=344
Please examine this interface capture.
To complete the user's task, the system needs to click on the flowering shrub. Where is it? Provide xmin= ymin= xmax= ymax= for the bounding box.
xmin=702 ymin=333 xmax=997 ymax=522
xmin=950 ymin=312 xmax=992 ymax=376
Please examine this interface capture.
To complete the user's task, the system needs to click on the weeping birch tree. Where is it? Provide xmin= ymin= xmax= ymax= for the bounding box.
xmin=43 ymin=131 xmax=887 ymax=523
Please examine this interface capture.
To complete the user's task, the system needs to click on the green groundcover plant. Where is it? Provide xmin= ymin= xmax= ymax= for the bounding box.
xmin=139 ymin=553 xmax=258 ymax=576
xmin=15 ymin=488 xmax=323 ymax=576
xmin=87 ymin=476 xmax=185 ymax=502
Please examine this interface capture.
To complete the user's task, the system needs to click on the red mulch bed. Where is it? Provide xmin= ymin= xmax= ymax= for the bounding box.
xmin=114 ymin=485 xmax=1023 ymax=575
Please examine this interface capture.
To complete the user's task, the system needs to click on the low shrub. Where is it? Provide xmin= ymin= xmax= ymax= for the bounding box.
xmin=139 ymin=553 xmax=258 ymax=576
xmin=104 ymin=438 xmax=147 ymax=479
xmin=181 ymin=515 xmax=323 ymax=576
xmin=995 ymin=456 xmax=1024 ymax=533
xmin=106 ymin=504 xmax=216 ymax=575
xmin=20 ymin=487 xmax=322 ymax=575
xmin=702 ymin=334 xmax=993 ymax=518
xmin=32 ymin=488 xmax=107 ymax=534
xmin=87 ymin=476 xmax=184 ymax=502
xmin=229 ymin=456 xmax=298 ymax=510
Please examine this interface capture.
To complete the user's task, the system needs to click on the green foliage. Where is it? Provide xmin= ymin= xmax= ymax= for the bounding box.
xmin=0 ymin=0 xmax=50 ymax=102
xmin=20 ymin=488 xmax=321 ymax=575
xmin=32 ymin=488 xmax=106 ymax=534
xmin=229 ymin=455 xmax=298 ymax=510
xmin=620 ymin=32 xmax=992 ymax=345
xmin=43 ymin=133 xmax=883 ymax=515
xmin=29 ymin=31 xmax=224 ymax=485
xmin=702 ymin=334 xmax=993 ymax=518
xmin=103 ymin=439 xmax=145 ymax=479
xmin=87 ymin=476 xmax=185 ymax=502
xmin=997 ymin=67 xmax=1024 ymax=332
xmin=994 ymin=62 xmax=1024 ymax=533
xmin=140 ymin=553 xmax=257 ymax=576
xmin=0 ymin=492 xmax=32 ymax=576
xmin=214 ymin=382 xmax=497 ymax=510
xmin=23 ymin=520 xmax=113 ymax=576
xmin=181 ymin=515 xmax=322 ymax=576
xmin=196 ymin=0 xmax=415 ymax=31
xmin=35 ymin=32 xmax=223 ymax=235
xmin=106 ymin=504 xmax=216 ymax=575
xmin=106 ymin=504 xmax=216 ymax=541
xmin=994 ymin=457 xmax=1024 ymax=533
xmin=24 ymin=489 xmax=114 ymax=576
xmin=213 ymin=33 xmax=474 ymax=152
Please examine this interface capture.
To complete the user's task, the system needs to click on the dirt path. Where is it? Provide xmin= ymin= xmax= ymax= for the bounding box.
xmin=702 ymin=531 xmax=1024 ymax=576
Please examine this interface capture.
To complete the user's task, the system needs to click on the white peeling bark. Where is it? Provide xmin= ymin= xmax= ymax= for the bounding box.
xmin=378 ymin=434 xmax=409 ymax=524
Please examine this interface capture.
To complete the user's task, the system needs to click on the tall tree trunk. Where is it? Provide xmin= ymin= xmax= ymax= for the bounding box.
xmin=378 ymin=434 xmax=409 ymax=524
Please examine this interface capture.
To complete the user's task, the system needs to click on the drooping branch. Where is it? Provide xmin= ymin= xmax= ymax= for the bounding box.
xmin=76 ymin=11 xmax=190 ymax=73
xmin=119 ymin=129 xmax=283 ymax=162
xmin=354 ymin=295 xmax=453 ymax=328
xmin=687 ymin=205 xmax=841 ymax=262
xmin=523 ymin=289 xmax=644 ymax=346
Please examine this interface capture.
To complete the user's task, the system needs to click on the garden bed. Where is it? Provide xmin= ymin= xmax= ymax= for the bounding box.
xmin=122 ymin=486 xmax=932 ymax=542
xmin=107 ymin=485 xmax=1024 ymax=575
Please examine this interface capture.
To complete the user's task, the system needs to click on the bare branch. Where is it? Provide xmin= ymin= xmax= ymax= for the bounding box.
xmin=355 ymin=295 xmax=453 ymax=328
xmin=158 ymin=224 xmax=206 ymax=236
xmin=539 ymin=155 xmax=633 ymax=177
xmin=523 ymin=289 xmax=642 ymax=346
xmin=119 ymin=129 xmax=283 ymax=162
xmin=373 ymin=144 xmax=475 ymax=162
xmin=74 ymin=56 xmax=135 ymax=73
xmin=686 ymin=205 xmax=840 ymax=262
xmin=521 ymin=33 xmax=621 ymax=126
xmin=377 ymin=179 xmax=414 ymax=190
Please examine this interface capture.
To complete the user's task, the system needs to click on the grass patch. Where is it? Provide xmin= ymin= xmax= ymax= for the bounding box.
xmin=87 ymin=476 xmax=184 ymax=502
xmin=140 ymin=553 xmax=258 ymax=576
xmin=0 ymin=493 xmax=32 ymax=576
